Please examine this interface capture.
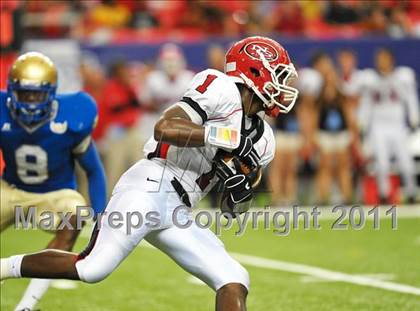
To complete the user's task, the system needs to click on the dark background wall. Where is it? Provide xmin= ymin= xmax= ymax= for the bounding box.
xmin=83 ymin=37 xmax=420 ymax=74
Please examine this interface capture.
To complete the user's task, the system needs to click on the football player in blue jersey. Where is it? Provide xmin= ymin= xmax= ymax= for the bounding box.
xmin=0 ymin=52 xmax=106 ymax=311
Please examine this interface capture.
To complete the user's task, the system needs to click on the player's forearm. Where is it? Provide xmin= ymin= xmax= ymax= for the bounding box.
xmin=154 ymin=118 xmax=205 ymax=147
xmin=86 ymin=168 xmax=107 ymax=215
xmin=76 ymin=143 xmax=107 ymax=214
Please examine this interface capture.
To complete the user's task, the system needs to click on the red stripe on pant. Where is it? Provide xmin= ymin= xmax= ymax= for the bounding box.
xmin=76 ymin=223 xmax=100 ymax=261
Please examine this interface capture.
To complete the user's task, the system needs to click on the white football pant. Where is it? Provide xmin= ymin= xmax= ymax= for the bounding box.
xmin=75 ymin=159 xmax=249 ymax=291
xmin=370 ymin=125 xmax=416 ymax=198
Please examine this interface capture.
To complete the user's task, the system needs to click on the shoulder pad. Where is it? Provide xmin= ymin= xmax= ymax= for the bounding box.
xmin=182 ymin=69 xmax=241 ymax=122
xmin=358 ymin=69 xmax=377 ymax=87
xmin=195 ymin=69 xmax=242 ymax=104
xmin=56 ymin=92 xmax=98 ymax=134
xmin=352 ymin=69 xmax=365 ymax=80
xmin=394 ymin=67 xmax=416 ymax=84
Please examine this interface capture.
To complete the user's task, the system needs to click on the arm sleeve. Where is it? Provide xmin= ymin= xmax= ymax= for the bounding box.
xmin=71 ymin=92 xmax=98 ymax=154
xmin=70 ymin=92 xmax=106 ymax=214
xmin=399 ymin=68 xmax=419 ymax=128
xmin=76 ymin=142 xmax=107 ymax=214
xmin=406 ymin=84 xmax=420 ymax=129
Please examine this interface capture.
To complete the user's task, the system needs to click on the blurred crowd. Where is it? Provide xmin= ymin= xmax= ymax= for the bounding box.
xmin=1 ymin=0 xmax=419 ymax=206
xmin=77 ymin=43 xmax=419 ymax=206
xmin=2 ymin=0 xmax=420 ymax=45
xmin=271 ymin=48 xmax=419 ymax=205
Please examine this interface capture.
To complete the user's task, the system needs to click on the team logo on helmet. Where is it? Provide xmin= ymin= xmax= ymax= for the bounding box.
xmin=244 ymin=42 xmax=279 ymax=62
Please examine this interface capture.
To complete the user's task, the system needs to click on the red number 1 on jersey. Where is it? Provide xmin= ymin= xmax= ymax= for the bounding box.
xmin=196 ymin=74 xmax=217 ymax=94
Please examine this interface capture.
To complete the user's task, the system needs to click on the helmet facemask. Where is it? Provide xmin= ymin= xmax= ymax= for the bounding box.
xmin=7 ymin=81 xmax=57 ymax=131
xmin=240 ymin=50 xmax=299 ymax=117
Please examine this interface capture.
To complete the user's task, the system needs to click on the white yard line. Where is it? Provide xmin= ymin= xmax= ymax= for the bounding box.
xmin=231 ymin=252 xmax=420 ymax=296
xmin=50 ymin=280 xmax=78 ymax=290
xmin=139 ymin=242 xmax=420 ymax=296
xmin=77 ymin=207 xmax=420 ymax=296
xmin=300 ymin=273 xmax=395 ymax=283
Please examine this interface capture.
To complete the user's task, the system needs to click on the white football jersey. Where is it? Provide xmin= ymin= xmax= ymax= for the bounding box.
xmin=143 ymin=69 xmax=275 ymax=207
xmin=358 ymin=67 xmax=419 ymax=130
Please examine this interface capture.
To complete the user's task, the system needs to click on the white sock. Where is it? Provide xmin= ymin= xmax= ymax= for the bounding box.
xmin=1 ymin=255 xmax=24 ymax=280
xmin=15 ymin=279 xmax=52 ymax=311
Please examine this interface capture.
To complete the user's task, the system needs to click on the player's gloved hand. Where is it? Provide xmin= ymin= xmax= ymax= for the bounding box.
xmin=213 ymin=152 xmax=254 ymax=218
xmin=214 ymin=155 xmax=243 ymax=181
xmin=220 ymin=174 xmax=253 ymax=218
xmin=224 ymin=174 xmax=253 ymax=204
xmin=231 ymin=135 xmax=260 ymax=169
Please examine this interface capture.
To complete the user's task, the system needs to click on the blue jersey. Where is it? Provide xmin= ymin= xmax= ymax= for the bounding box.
xmin=0 ymin=91 xmax=97 ymax=193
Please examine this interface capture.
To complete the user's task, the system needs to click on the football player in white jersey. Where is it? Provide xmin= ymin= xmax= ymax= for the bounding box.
xmin=358 ymin=48 xmax=419 ymax=203
xmin=1 ymin=36 xmax=299 ymax=311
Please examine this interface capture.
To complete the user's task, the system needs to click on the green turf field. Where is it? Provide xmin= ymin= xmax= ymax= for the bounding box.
xmin=1 ymin=207 xmax=420 ymax=310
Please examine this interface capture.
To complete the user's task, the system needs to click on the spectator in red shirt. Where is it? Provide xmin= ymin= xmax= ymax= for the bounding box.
xmin=80 ymin=54 xmax=106 ymax=141
xmin=100 ymin=60 xmax=143 ymax=195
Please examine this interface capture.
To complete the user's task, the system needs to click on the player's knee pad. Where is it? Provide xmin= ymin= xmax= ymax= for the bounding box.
xmin=75 ymin=244 xmax=124 ymax=283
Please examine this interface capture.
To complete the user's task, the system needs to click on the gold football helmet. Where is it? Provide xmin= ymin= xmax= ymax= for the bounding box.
xmin=9 ymin=51 xmax=57 ymax=86
xmin=7 ymin=52 xmax=58 ymax=129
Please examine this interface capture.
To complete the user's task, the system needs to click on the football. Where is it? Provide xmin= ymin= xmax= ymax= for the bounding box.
xmin=222 ymin=153 xmax=253 ymax=175
xmin=222 ymin=154 xmax=263 ymax=188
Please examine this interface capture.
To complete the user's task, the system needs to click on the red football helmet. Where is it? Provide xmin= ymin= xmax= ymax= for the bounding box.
xmin=225 ymin=36 xmax=298 ymax=117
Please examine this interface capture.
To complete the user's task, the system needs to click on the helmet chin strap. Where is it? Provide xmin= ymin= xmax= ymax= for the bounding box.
xmin=239 ymin=72 xmax=270 ymax=108
xmin=245 ymin=88 xmax=255 ymax=116
xmin=242 ymin=82 xmax=267 ymax=117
